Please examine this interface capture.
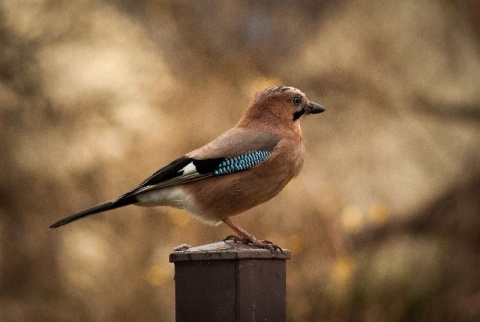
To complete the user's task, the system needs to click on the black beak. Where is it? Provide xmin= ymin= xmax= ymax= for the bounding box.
xmin=306 ymin=102 xmax=326 ymax=114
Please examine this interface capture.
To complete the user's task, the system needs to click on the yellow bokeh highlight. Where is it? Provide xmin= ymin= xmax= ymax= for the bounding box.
xmin=368 ymin=202 xmax=389 ymax=225
xmin=286 ymin=234 xmax=305 ymax=254
xmin=144 ymin=264 xmax=172 ymax=286
xmin=331 ymin=256 xmax=356 ymax=286
xmin=340 ymin=206 xmax=364 ymax=233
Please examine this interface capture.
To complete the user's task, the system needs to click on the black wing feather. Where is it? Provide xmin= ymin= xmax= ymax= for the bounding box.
xmin=138 ymin=156 xmax=193 ymax=187
xmin=192 ymin=158 xmax=226 ymax=174
xmin=49 ymin=195 xmax=136 ymax=228
xmin=117 ymin=157 xmax=228 ymax=199
xmin=50 ymin=150 xmax=272 ymax=228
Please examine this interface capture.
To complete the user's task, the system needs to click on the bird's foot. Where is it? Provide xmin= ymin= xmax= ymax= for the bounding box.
xmin=255 ymin=239 xmax=284 ymax=253
xmin=223 ymin=235 xmax=283 ymax=253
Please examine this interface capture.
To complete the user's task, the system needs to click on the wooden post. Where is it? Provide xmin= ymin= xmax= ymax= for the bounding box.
xmin=169 ymin=241 xmax=291 ymax=322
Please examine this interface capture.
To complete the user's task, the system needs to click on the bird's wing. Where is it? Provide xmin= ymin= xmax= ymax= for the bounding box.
xmin=117 ymin=128 xmax=281 ymax=199
xmin=187 ymin=127 xmax=281 ymax=159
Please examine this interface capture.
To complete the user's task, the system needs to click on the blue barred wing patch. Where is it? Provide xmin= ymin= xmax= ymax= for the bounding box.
xmin=117 ymin=150 xmax=273 ymax=198
xmin=213 ymin=150 xmax=271 ymax=176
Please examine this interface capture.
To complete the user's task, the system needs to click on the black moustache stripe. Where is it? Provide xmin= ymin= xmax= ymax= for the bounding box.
xmin=293 ymin=109 xmax=305 ymax=121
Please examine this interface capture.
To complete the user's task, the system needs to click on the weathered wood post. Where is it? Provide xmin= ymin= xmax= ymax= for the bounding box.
xmin=169 ymin=241 xmax=291 ymax=322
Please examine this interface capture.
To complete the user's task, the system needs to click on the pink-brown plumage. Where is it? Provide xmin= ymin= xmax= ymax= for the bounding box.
xmin=50 ymin=86 xmax=325 ymax=248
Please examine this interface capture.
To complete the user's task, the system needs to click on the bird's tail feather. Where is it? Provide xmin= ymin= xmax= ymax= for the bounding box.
xmin=49 ymin=197 xmax=136 ymax=228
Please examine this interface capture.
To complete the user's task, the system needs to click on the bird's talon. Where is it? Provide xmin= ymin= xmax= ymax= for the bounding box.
xmin=223 ymin=235 xmax=283 ymax=253
xmin=262 ymin=241 xmax=283 ymax=253
xmin=251 ymin=239 xmax=284 ymax=253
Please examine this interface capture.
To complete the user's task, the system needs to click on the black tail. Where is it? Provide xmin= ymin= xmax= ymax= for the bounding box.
xmin=49 ymin=197 xmax=136 ymax=228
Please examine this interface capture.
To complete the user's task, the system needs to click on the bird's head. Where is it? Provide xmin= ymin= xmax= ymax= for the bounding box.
xmin=238 ymin=86 xmax=325 ymax=130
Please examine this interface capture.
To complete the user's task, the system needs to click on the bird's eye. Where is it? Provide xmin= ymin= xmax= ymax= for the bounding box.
xmin=292 ymin=96 xmax=302 ymax=106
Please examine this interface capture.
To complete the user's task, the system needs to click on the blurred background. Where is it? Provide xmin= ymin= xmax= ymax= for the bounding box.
xmin=1 ymin=0 xmax=480 ymax=321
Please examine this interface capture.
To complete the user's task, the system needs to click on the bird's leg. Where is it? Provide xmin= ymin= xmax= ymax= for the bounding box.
xmin=223 ymin=218 xmax=259 ymax=243
xmin=222 ymin=218 xmax=282 ymax=252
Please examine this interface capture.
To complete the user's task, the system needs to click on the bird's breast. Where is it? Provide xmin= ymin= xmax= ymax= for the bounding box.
xmin=184 ymin=138 xmax=305 ymax=221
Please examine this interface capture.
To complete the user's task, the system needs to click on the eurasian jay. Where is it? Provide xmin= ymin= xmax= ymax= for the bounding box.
xmin=50 ymin=86 xmax=325 ymax=248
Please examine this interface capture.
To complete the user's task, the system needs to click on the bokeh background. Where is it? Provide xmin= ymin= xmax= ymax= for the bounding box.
xmin=1 ymin=0 xmax=480 ymax=321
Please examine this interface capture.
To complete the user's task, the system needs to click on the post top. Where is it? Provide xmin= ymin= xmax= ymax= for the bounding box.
xmin=169 ymin=241 xmax=291 ymax=262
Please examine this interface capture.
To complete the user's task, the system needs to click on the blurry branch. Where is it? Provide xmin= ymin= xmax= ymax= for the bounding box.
xmin=308 ymin=73 xmax=480 ymax=124
xmin=415 ymin=95 xmax=480 ymax=123
xmin=350 ymin=172 xmax=480 ymax=251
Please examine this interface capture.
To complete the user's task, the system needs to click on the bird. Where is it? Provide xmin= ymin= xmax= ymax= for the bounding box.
xmin=50 ymin=86 xmax=325 ymax=249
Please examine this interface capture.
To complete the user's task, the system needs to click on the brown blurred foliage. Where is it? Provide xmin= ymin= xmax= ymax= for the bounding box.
xmin=1 ymin=0 xmax=480 ymax=321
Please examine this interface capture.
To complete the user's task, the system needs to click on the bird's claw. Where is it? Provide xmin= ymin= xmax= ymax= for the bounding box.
xmin=257 ymin=239 xmax=284 ymax=253
xmin=223 ymin=235 xmax=283 ymax=253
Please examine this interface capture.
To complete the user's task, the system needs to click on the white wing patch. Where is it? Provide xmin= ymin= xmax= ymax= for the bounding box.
xmin=181 ymin=162 xmax=198 ymax=175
